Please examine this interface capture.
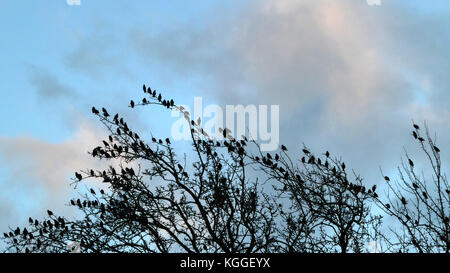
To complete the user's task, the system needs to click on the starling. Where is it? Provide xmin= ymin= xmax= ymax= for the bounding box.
xmin=401 ymin=197 xmax=407 ymax=205
xmin=102 ymin=108 xmax=109 ymax=117
xmin=91 ymin=107 xmax=99 ymax=114
xmin=75 ymin=172 xmax=82 ymax=181
xmin=434 ymin=146 xmax=440 ymax=153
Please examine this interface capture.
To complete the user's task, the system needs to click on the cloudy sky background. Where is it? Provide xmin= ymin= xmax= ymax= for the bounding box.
xmin=1 ymin=0 xmax=450 ymax=239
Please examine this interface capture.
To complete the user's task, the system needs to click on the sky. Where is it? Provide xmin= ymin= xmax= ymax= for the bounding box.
xmin=1 ymin=0 xmax=450 ymax=239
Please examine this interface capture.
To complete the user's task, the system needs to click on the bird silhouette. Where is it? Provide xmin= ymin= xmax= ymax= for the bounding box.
xmin=165 ymin=138 xmax=171 ymax=144
xmin=130 ymin=100 xmax=135 ymax=108
xmin=302 ymin=149 xmax=310 ymax=155
xmin=434 ymin=146 xmax=440 ymax=153
xmin=47 ymin=210 xmax=53 ymax=216
xmin=75 ymin=172 xmax=82 ymax=181
xmin=325 ymin=151 xmax=330 ymax=158
xmin=408 ymin=159 xmax=414 ymax=168
xmin=413 ymin=124 xmax=420 ymax=130
xmin=401 ymin=197 xmax=407 ymax=205
xmin=143 ymin=84 xmax=146 ymax=92
xmin=412 ymin=131 xmax=418 ymax=139
xmin=384 ymin=176 xmax=390 ymax=182
xmin=281 ymin=145 xmax=287 ymax=151
xmin=92 ymin=107 xmax=99 ymax=114
xmin=90 ymin=189 xmax=96 ymax=195
xmin=102 ymin=108 xmax=110 ymax=117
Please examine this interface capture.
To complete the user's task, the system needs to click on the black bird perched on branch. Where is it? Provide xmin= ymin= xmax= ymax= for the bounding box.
xmin=75 ymin=172 xmax=82 ymax=181
xmin=165 ymin=138 xmax=171 ymax=144
xmin=302 ymin=149 xmax=310 ymax=155
xmin=434 ymin=146 xmax=440 ymax=153
xmin=47 ymin=210 xmax=53 ymax=216
xmin=384 ymin=176 xmax=390 ymax=182
xmin=412 ymin=131 xmax=418 ymax=139
xmin=281 ymin=145 xmax=287 ymax=151
xmin=102 ymin=108 xmax=109 ymax=117
xmin=401 ymin=197 xmax=407 ymax=205
xmin=413 ymin=124 xmax=420 ymax=130
xmin=408 ymin=159 xmax=414 ymax=168
xmin=92 ymin=107 xmax=99 ymax=114
xmin=130 ymin=100 xmax=135 ymax=108
xmin=325 ymin=151 xmax=330 ymax=158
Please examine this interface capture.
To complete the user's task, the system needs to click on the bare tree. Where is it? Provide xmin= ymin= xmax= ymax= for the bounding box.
xmin=2 ymin=85 xmax=278 ymax=253
xmin=377 ymin=123 xmax=449 ymax=253
xmin=1 ymin=84 xmax=448 ymax=253
xmin=248 ymin=145 xmax=381 ymax=253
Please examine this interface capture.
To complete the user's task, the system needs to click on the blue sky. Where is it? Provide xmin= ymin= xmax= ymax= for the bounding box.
xmin=1 ymin=0 xmax=450 ymax=239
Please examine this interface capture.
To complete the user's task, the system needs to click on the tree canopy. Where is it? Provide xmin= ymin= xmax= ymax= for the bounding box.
xmin=2 ymin=84 xmax=449 ymax=253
